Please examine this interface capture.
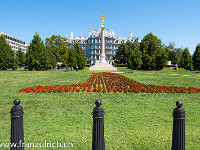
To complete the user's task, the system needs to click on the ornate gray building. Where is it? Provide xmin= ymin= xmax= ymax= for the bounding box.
xmin=65 ymin=28 xmax=141 ymax=64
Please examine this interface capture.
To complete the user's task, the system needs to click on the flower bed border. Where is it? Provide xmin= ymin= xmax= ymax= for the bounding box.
xmin=19 ymin=72 xmax=200 ymax=94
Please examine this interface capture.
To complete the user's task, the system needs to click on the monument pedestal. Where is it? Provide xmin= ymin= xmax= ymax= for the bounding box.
xmin=100 ymin=54 xmax=106 ymax=63
xmin=89 ymin=62 xmax=117 ymax=71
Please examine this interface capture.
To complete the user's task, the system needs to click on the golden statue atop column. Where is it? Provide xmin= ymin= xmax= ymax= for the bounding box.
xmin=100 ymin=14 xmax=106 ymax=26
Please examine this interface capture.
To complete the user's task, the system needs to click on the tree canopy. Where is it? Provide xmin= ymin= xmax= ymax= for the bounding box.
xmin=68 ymin=45 xmax=77 ymax=69
xmin=45 ymin=35 xmax=68 ymax=64
xmin=180 ymin=48 xmax=193 ymax=70
xmin=193 ymin=44 xmax=200 ymax=70
xmin=26 ymin=33 xmax=52 ymax=70
xmin=68 ymin=42 xmax=86 ymax=70
xmin=74 ymin=42 xmax=87 ymax=69
xmin=115 ymin=33 xmax=168 ymax=70
xmin=140 ymin=33 xmax=167 ymax=70
xmin=164 ymin=44 xmax=184 ymax=65
xmin=115 ymin=42 xmax=142 ymax=69
xmin=0 ymin=34 xmax=16 ymax=70
xmin=127 ymin=42 xmax=142 ymax=69
xmin=115 ymin=43 xmax=129 ymax=64
xmin=16 ymin=47 xmax=26 ymax=67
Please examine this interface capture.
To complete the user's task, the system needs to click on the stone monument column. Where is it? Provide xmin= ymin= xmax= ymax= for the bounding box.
xmin=89 ymin=14 xmax=117 ymax=71
xmin=100 ymin=26 xmax=106 ymax=63
xmin=100 ymin=14 xmax=106 ymax=63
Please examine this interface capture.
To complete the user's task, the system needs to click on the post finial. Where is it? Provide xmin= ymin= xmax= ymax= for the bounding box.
xmin=14 ymin=99 xmax=20 ymax=106
xmin=95 ymin=100 xmax=101 ymax=107
xmin=176 ymin=101 xmax=183 ymax=108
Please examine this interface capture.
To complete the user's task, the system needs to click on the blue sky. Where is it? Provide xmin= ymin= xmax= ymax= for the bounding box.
xmin=1 ymin=0 xmax=199 ymax=54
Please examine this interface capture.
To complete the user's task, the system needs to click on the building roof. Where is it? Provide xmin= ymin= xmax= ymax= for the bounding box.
xmin=0 ymin=30 xmax=25 ymax=43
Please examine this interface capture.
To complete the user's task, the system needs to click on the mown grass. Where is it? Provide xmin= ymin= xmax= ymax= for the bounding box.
xmin=0 ymin=68 xmax=200 ymax=149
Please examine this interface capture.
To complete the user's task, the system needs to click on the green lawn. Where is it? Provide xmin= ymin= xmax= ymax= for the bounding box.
xmin=0 ymin=68 xmax=200 ymax=149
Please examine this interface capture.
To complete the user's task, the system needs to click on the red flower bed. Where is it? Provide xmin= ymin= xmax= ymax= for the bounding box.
xmin=19 ymin=72 xmax=200 ymax=94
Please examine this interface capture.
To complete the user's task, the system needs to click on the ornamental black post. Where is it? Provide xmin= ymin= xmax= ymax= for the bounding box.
xmin=172 ymin=101 xmax=186 ymax=150
xmin=92 ymin=100 xmax=105 ymax=150
xmin=10 ymin=99 xmax=24 ymax=150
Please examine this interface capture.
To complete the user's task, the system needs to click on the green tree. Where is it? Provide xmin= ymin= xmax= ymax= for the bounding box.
xmin=16 ymin=47 xmax=26 ymax=68
xmin=74 ymin=42 xmax=87 ymax=69
xmin=115 ymin=43 xmax=128 ymax=64
xmin=164 ymin=44 xmax=184 ymax=66
xmin=26 ymin=33 xmax=50 ymax=71
xmin=174 ymin=48 xmax=183 ymax=66
xmin=68 ymin=45 xmax=77 ymax=70
xmin=46 ymin=45 xmax=57 ymax=69
xmin=193 ymin=44 xmax=200 ymax=70
xmin=155 ymin=48 xmax=168 ymax=70
xmin=128 ymin=42 xmax=142 ymax=69
xmin=140 ymin=33 xmax=167 ymax=70
xmin=37 ymin=43 xmax=55 ymax=70
xmin=61 ymin=48 xmax=69 ymax=67
xmin=180 ymin=48 xmax=193 ymax=70
xmin=0 ymin=34 xmax=16 ymax=70
xmin=45 ymin=35 xmax=68 ymax=64
xmin=115 ymin=42 xmax=143 ymax=69
xmin=164 ymin=43 xmax=176 ymax=63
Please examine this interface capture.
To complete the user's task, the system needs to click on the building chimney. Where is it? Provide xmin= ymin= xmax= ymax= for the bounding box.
xmin=70 ymin=30 xmax=74 ymax=37
xmin=89 ymin=30 xmax=91 ymax=37
xmin=129 ymin=31 xmax=133 ymax=38
xmin=112 ymin=30 xmax=115 ymax=37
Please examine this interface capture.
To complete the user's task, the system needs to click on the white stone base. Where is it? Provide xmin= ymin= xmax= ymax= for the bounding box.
xmin=89 ymin=62 xmax=117 ymax=71
xmin=100 ymin=55 xmax=106 ymax=63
